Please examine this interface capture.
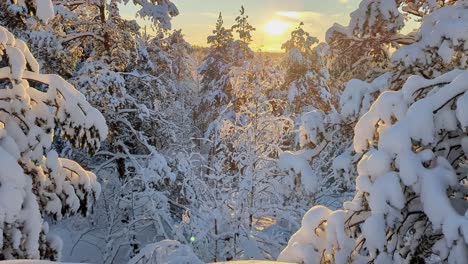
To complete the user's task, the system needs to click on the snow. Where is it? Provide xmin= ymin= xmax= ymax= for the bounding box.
xmin=353 ymin=91 xmax=407 ymax=153
xmin=456 ymin=91 xmax=468 ymax=128
xmin=6 ymin=47 xmax=26 ymax=80
xmin=279 ymin=142 xmax=327 ymax=194
xmin=0 ymin=145 xmax=42 ymax=259
xmin=362 ymin=214 xmax=386 ymax=255
xmin=349 ymin=0 xmax=403 ymax=35
xmin=332 ymin=150 xmax=353 ymax=182
xmin=14 ymin=39 xmax=39 ymax=73
xmin=8 ymin=0 xmax=55 ymax=22
xmin=438 ymin=40 xmax=454 ymax=64
xmin=392 ymin=1 xmax=468 ymax=69
xmin=357 ymin=149 xmax=391 ymax=180
xmin=134 ymin=0 xmax=179 ymax=30
xmin=340 ymin=72 xmax=393 ymax=121
xmin=35 ymin=0 xmax=55 ymax=22
xmin=368 ymin=172 xmax=405 ymax=215
xmin=278 ymin=206 xmax=357 ymax=264
xmin=214 ymin=261 xmax=294 ymax=264
xmin=0 ymin=261 xmax=79 ymax=264
xmin=128 ymin=240 xmax=203 ymax=264
xmin=0 ymin=146 xmax=28 ymax=225
xmin=297 ymin=110 xmax=326 ymax=147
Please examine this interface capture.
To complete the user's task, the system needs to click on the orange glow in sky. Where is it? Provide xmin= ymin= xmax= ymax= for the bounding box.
xmin=121 ymin=0 xmax=362 ymax=52
xmin=264 ymin=20 xmax=289 ymax=36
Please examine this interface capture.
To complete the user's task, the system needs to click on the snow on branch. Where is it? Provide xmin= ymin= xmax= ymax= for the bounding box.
xmin=0 ymin=26 xmax=106 ymax=260
xmin=279 ymin=69 xmax=468 ymax=263
xmin=8 ymin=0 xmax=55 ymax=22
xmin=393 ymin=1 xmax=468 ymax=73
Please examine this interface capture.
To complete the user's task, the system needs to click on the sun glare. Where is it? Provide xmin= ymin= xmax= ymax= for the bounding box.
xmin=264 ymin=20 xmax=289 ymax=36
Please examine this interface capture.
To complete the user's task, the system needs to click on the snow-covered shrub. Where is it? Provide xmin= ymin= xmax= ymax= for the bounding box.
xmin=0 ymin=26 xmax=106 ymax=260
xmin=279 ymin=69 xmax=468 ymax=263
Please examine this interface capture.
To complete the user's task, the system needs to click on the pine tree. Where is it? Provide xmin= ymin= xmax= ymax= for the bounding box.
xmin=197 ymin=13 xmax=235 ymax=129
xmin=197 ymin=7 xmax=256 ymax=134
xmin=282 ymin=23 xmax=334 ymax=113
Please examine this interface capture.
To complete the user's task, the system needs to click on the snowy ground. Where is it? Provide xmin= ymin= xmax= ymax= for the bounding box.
xmin=0 ymin=261 xmax=80 ymax=264
xmin=212 ymin=260 xmax=292 ymax=264
xmin=0 ymin=261 xmax=294 ymax=264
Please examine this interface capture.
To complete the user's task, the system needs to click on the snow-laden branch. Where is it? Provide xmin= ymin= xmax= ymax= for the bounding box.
xmin=61 ymin=32 xmax=106 ymax=44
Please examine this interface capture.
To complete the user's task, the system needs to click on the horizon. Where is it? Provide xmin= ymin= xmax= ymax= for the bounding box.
xmin=121 ymin=0 xmax=361 ymax=52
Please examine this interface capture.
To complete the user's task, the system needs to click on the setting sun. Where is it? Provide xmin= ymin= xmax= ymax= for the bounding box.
xmin=263 ymin=20 xmax=289 ymax=36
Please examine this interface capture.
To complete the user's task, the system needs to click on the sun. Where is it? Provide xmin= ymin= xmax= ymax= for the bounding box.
xmin=264 ymin=20 xmax=289 ymax=36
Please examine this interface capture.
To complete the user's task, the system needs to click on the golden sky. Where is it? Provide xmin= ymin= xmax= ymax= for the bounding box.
xmin=122 ymin=0 xmax=362 ymax=52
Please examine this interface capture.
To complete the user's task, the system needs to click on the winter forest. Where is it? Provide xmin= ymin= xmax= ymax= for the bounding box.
xmin=0 ymin=0 xmax=467 ymax=263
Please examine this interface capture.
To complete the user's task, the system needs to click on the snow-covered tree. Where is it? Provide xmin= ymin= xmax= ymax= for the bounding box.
xmin=279 ymin=2 xmax=468 ymax=263
xmin=40 ymin=0 xmax=182 ymax=186
xmin=0 ymin=26 xmax=106 ymax=260
xmin=120 ymin=0 xmax=179 ymax=30
xmin=196 ymin=13 xmax=235 ymax=133
xmin=326 ymin=0 xmax=460 ymax=83
xmin=165 ymin=30 xmax=194 ymax=81
xmin=0 ymin=1 xmax=75 ymax=77
xmin=326 ymin=0 xmax=408 ymax=83
xmin=230 ymin=6 xmax=255 ymax=65
xmin=198 ymin=13 xmax=234 ymax=103
xmin=279 ymin=67 xmax=468 ymax=264
xmin=197 ymin=7 xmax=255 ymax=133
xmin=10 ymin=0 xmax=468 ymax=263
xmin=180 ymin=60 xmax=302 ymax=262
xmin=277 ymin=21 xmax=355 ymax=209
xmin=21 ymin=1 xmax=200 ymax=262
xmin=282 ymin=23 xmax=334 ymax=113
xmin=339 ymin=0 xmax=468 ymax=125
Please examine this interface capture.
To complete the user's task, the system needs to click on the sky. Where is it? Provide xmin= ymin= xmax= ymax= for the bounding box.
xmin=122 ymin=0 xmax=362 ymax=52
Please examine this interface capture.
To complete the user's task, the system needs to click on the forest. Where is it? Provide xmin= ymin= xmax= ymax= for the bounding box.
xmin=0 ymin=0 xmax=467 ymax=263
